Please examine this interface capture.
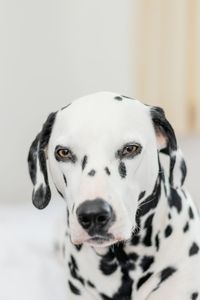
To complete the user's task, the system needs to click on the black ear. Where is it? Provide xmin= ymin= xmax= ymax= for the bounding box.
xmin=28 ymin=112 xmax=57 ymax=209
xmin=151 ymin=106 xmax=186 ymax=187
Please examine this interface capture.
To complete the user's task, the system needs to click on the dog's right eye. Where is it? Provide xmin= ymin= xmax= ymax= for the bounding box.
xmin=55 ymin=147 xmax=73 ymax=161
xmin=57 ymin=149 xmax=70 ymax=158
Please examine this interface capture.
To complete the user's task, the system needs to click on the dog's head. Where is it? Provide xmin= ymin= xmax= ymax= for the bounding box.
xmin=28 ymin=92 xmax=185 ymax=247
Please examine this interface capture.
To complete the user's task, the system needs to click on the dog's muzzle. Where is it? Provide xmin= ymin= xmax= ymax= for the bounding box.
xmin=76 ymin=198 xmax=115 ymax=237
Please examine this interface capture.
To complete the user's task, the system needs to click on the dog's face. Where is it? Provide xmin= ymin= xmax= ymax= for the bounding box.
xmin=28 ymin=92 xmax=177 ymax=247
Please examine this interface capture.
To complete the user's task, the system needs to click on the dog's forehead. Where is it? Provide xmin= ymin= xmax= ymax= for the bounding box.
xmin=53 ymin=92 xmax=152 ymax=144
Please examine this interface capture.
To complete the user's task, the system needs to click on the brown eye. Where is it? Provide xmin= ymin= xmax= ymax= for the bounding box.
xmin=55 ymin=148 xmax=72 ymax=161
xmin=57 ymin=149 xmax=70 ymax=158
xmin=121 ymin=143 xmax=141 ymax=158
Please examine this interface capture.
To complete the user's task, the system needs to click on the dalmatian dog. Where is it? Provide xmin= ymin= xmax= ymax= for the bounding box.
xmin=28 ymin=92 xmax=200 ymax=300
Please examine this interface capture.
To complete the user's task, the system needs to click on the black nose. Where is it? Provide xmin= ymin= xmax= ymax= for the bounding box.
xmin=76 ymin=198 xmax=115 ymax=235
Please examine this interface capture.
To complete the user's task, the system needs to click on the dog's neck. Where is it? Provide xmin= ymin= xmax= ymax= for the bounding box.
xmin=130 ymin=166 xmax=169 ymax=250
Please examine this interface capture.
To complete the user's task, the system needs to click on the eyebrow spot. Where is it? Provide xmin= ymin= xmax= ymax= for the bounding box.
xmin=82 ymin=155 xmax=88 ymax=170
xmin=114 ymin=96 xmax=123 ymax=101
xmin=61 ymin=103 xmax=71 ymax=111
xmin=121 ymin=95 xmax=135 ymax=100
xmin=88 ymin=169 xmax=96 ymax=176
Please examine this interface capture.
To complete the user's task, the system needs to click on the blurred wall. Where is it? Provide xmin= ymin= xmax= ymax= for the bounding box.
xmin=0 ymin=0 xmax=133 ymax=203
xmin=132 ymin=0 xmax=200 ymax=134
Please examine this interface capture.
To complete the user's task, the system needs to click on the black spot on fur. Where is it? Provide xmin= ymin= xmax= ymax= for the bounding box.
xmin=118 ymin=161 xmax=126 ymax=178
xmin=144 ymin=213 xmax=154 ymax=228
xmin=74 ymin=244 xmax=83 ymax=251
xmin=55 ymin=186 xmax=64 ymax=198
xmin=152 ymin=266 xmax=177 ymax=292
xmin=100 ymin=293 xmax=112 ymax=300
xmin=121 ymin=95 xmax=135 ymax=100
xmin=131 ymin=234 xmax=140 ymax=246
xmin=61 ymin=103 xmax=71 ymax=110
xmin=138 ymin=175 xmax=161 ymax=218
xmin=114 ymin=96 xmax=123 ymax=101
xmin=88 ymin=169 xmax=96 ymax=176
xmin=189 ymin=242 xmax=199 ymax=256
xmin=138 ymin=191 xmax=146 ymax=201
xmin=99 ymin=248 xmax=118 ymax=276
xmin=169 ymin=188 xmax=182 ymax=213
xmin=118 ymin=161 xmax=127 ymax=178
xmin=129 ymin=252 xmax=139 ymax=261
xmin=137 ymin=272 xmax=153 ymax=290
xmin=71 ymin=255 xmax=78 ymax=269
xmin=191 ymin=292 xmax=199 ymax=300
xmin=189 ymin=206 xmax=194 ymax=219
xmin=105 ymin=167 xmax=111 ymax=175
xmin=143 ymin=227 xmax=153 ymax=247
xmin=82 ymin=155 xmax=88 ymax=170
xmin=143 ymin=213 xmax=154 ymax=247
xmin=180 ymin=158 xmax=187 ymax=186
xmin=160 ymin=266 xmax=177 ymax=283
xmin=67 ymin=208 xmax=69 ymax=226
xmin=68 ymin=255 xmax=85 ymax=286
xmin=112 ymin=244 xmax=134 ymax=299
xmin=68 ymin=280 xmax=81 ymax=295
xmin=135 ymin=210 xmax=141 ymax=234
xmin=87 ymin=280 xmax=95 ymax=288
xmin=63 ymin=174 xmax=67 ymax=186
xmin=164 ymin=225 xmax=173 ymax=238
xmin=140 ymin=256 xmax=154 ymax=272
xmin=155 ymin=232 xmax=160 ymax=251
xmin=168 ymin=213 xmax=171 ymax=219
xmin=100 ymin=257 xmax=118 ymax=275
xmin=183 ymin=222 xmax=189 ymax=233
xmin=101 ymin=244 xmax=135 ymax=299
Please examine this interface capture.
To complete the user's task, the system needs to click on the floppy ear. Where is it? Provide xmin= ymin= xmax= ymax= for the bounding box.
xmin=28 ymin=112 xmax=57 ymax=209
xmin=151 ymin=106 xmax=187 ymax=187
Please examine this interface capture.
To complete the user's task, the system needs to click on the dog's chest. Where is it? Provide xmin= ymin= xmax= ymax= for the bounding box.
xmin=65 ymin=239 xmax=171 ymax=299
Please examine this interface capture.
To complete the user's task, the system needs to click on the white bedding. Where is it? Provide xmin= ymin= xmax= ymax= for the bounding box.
xmin=0 ymin=202 xmax=67 ymax=300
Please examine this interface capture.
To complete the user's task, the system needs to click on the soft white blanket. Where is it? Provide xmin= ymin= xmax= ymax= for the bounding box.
xmin=0 ymin=203 xmax=67 ymax=300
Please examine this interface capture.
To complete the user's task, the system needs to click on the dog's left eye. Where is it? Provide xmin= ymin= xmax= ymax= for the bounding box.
xmin=121 ymin=143 xmax=142 ymax=158
xmin=55 ymin=147 xmax=73 ymax=161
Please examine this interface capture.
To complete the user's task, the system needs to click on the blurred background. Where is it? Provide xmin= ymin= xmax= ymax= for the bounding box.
xmin=0 ymin=0 xmax=200 ymax=299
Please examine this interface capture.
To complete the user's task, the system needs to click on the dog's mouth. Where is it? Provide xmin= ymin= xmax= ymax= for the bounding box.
xmin=88 ymin=235 xmax=110 ymax=244
xmin=72 ymin=230 xmax=127 ymax=247
xmin=85 ymin=234 xmax=122 ymax=247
